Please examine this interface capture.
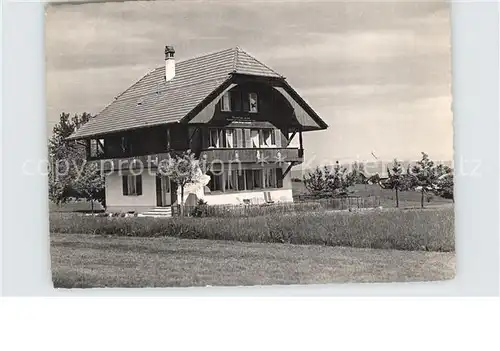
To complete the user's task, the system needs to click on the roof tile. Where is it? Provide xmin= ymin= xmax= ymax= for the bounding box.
xmin=70 ymin=47 xmax=283 ymax=139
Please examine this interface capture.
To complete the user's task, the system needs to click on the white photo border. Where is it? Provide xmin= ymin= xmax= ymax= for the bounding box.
xmin=1 ymin=0 xmax=499 ymax=296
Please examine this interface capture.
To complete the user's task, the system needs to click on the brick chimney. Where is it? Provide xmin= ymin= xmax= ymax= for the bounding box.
xmin=165 ymin=45 xmax=175 ymax=81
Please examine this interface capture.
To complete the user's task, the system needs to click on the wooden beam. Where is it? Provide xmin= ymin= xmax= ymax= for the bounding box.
xmin=286 ymin=131 xmax=297 ymax=147
xmin=188 ymin=127 xmax=198 ymax=144
xmin=85 ymin=139 xmax=90 ymax=159
xmin=282 ymin=162 xmax=297 ymax=178
xmin=299 ymin=130 xmax=303 ymax=150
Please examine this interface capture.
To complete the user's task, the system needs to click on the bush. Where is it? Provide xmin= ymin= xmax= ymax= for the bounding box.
xmin=49 ymin=207 xmax=455 ymax=252
xmin=190 ymin=199 xmax=209 ymax=217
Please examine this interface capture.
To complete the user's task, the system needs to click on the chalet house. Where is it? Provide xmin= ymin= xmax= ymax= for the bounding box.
xmin=68 ymin=46 xmax=328 ymax=215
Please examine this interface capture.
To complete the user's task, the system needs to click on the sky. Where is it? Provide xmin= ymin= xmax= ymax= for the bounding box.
xmin=45 ymin=0 xmax=453 ymax=167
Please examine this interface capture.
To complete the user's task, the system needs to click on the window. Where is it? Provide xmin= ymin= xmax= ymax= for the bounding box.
xmin=276 ymin=168 xmax=283 ymax=188
xmin=120 ymin=136 xmax=131 ymax=154
xmin=225 ymin=129 xmax=234 ymax=148
xmin=245 ymin=170 xmax=254 ymax=190
xmin=235 ymin=129 xmax=244 ymax=148
xmin=207 ymin=168 xmax=283 ymax=193
xmin=225 ymin=170 xmax=237 ymax=191
xmin=237 ymin=170 xmax=246 ymax=191
xmin=221 ymin=92 xmax=231 ymax=111
xmin=90 ymin=139 xmax=105 ymax=158
xmin=243 ymin=169 xmax=263 ymax=190
xmin=248 ymin=93 xmax=258 ymax=113
xmin=252 ymin=169 xmax=263 ymax=189
xmin=264 ymin=168 xmax=276 ymax=188
xmin=206 ymin=128 xmax=281 ymax=149
xmin=250 ymin=130 xmax=260 ymax=148
xmin=122 ymin=175 xmax=142 ymax=196
xmin=208 ymin=171 xmax=223 ymax=191
xmin=260 ymin=129 xmax=275 ymax=147
xmin=209 ymin=129 xmax=220 ymax=148
xmin=166 ymin=128 xmax=171 ymax=150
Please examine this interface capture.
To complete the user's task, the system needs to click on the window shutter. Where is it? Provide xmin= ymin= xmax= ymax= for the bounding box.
xmin=122 ymin=175 xmax=128 ymax=195
xmin=244 ymin=129 xmax=252 ymax=148
xmin=136 ymin=175 xmax=142 ymax=195
xmin=236 ymin=129 xmax=243 ymax=148
xmin=276 ymin=168 xmax=283 ymax=188
xmin=274 ymin=129 xmax=282 ymax=148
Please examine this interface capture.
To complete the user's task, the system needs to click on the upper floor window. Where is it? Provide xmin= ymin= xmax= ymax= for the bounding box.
xmin=250 ymin=129 xmax=260 ymax=148
xmin=209 ymin=128 xmax=221 ymax=148
xmin=221 ymin=92 xmax=231 ymax=112
xmin=260 ymin=129 xmax=275 ymax=147
xmin=220 ymin=91 xmax=258 ymax=113
xmin=90 ymin=139 xmax=105 ymax=158
xmin=166 ymin=128 xmax=171 ymax=150
xmin=121 ymin=136 xmax=129 ymax=154
xmin=248 ymin=93 xmax=258 ymax=113
xmin=208 ymin=127 xmax=281 ymax=149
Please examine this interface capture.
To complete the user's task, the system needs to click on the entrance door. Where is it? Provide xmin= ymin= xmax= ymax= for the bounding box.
xmin=156 ymin=175 xmax=171 ymax=207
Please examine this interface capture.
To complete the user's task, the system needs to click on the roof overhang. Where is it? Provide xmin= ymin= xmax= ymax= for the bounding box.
xmin=274 ymin=82 xmax=328 ymax=131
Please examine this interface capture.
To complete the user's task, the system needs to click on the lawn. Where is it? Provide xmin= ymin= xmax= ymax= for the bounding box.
xmin=50 ymin=207 xmax=454 ymax=252
xmin=51 ymin=233 xmax=455 ymax=288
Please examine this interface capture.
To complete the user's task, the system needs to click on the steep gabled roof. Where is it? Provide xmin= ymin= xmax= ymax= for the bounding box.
xmin=68 ymin=47 xmax=287 ymax=139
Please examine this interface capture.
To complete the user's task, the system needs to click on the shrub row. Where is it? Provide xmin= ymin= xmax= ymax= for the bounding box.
xmin=50 ymin=207 xmax=455 ymax=252
xmin=186 ymin=197 xmax=381 ymax=218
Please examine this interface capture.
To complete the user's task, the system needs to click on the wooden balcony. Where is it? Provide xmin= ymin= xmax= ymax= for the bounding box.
xmin=94 ymin=147 xmax=303 ymax=172
xmin=199 ymin=147 xmax=303 ymax=164
xmin=96 ymin=153 xmax=172 ymax=172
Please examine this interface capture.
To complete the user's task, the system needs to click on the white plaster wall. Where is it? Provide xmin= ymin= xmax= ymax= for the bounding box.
xmin=202 ymin=165 xmax=294 ymax=205
xmin=105 ymin=172 xmax=156 ymax=212
xmin=203 ymin=188 xmax=294 ymax=205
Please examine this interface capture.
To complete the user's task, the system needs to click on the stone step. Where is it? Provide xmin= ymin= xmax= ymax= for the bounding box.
xmin=147 ymin=207 xmax=172 ymax=212
xmin=138 ymin=206 xmax=172 ymax=218
xmin=137 ymin=213 xmax=172 ymax=218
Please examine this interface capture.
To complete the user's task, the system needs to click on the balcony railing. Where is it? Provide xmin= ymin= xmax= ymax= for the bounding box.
xmin=199 ymin=147 xmax=303 ymax=164
xmin=93 ymin=147 xmax=304 ymax=172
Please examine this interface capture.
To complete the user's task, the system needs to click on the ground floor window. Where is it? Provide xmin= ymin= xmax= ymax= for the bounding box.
xmin=122 ymin=174 xmax=142 ymax=196
xmin=207 ymin=171 xmax=223 ymax=191
xmin=207 ymin=168 xmax=283 ymax=192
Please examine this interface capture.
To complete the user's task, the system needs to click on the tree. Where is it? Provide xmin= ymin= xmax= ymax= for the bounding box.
xmin=435 ymin=164 xmax=454 ymax=201
xmin=303 ymin=166 xmax=329 ymax=198
xmin=158 ymin=150 xmax=202 ymax=216
xmin=48 ymin=112 xmax=105 ymax=208
xmin=49 ymin=112 xmax=92 ymax=157
xmin=379 ymin=159 xmax=411 ymax=208
xmin=349 ymin=161 xmax=368 ymax=184
xmin=72 ymin=161 xmax=105 ymax=213
xmin=327 ymin=161 xmax=355 ymax=196
xmin=303 ymin=162 xmax=355 ymax=198
xmin=409 ymin=152 xmax=439 ymax=208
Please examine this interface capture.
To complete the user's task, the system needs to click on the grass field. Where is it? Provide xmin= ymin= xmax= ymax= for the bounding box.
xmin=51 ymin=233 xmax=455 ymax=288
xmin=292 ymin=181 xmax=453 ymax=208
xmin=50 ymin=207 xmax=454 ymax=252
